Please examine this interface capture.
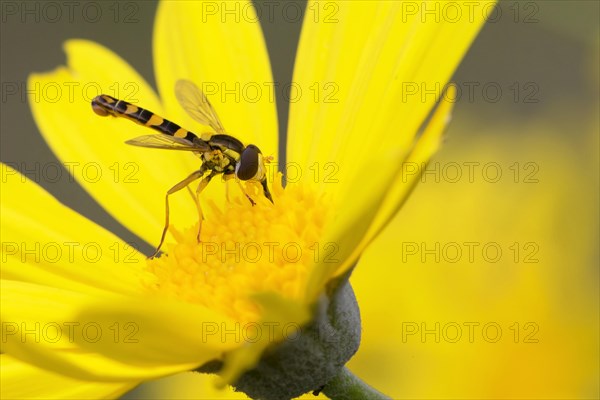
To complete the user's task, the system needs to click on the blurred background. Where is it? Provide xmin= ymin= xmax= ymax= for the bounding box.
xmin=1 ymin=0 xmax=598 ymax=398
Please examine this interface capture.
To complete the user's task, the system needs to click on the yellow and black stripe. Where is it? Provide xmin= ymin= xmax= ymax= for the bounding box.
xmin=91 ymin=94 xmax=198 ymax=142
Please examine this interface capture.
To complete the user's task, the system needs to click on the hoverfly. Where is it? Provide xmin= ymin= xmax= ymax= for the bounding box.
xmin=91 ymin=80 xmax=273 ymax=258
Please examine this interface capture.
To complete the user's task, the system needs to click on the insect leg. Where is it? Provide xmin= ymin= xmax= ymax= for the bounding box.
xmin=236 ymin=179 xmax=256 ymax=206
xmin=260 ymin=178 xmax=274 ymax=203
xmin=186 ymin=185 xmax=203 ymax=234
xmin=193 ymin=171 xmax=218 ymax=242
xmin=150 ymin=169 xmax=205 ymax=259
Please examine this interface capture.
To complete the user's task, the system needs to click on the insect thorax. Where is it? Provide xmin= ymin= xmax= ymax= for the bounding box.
xmin=202 ymin=148 xmax=238 ymax=174
xmin=201 ymin=134 xmax=245 ymax=174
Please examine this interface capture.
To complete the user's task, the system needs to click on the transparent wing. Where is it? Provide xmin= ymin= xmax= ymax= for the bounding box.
xmin=125 ymin=134 xmax=210 ymax=152
xmin=175 ymin=79 xmax=226 ymax=133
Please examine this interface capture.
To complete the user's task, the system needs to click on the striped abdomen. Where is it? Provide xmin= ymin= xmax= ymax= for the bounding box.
xmin=91 ymin=94 xmax=198 ymax=142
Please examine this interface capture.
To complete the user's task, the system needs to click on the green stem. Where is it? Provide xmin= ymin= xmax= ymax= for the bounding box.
xmin=320 ymin=367 xmax=391 ymax=400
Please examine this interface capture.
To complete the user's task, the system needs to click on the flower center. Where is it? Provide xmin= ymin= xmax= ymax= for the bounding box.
xmin=142 ymin=174 xmax=328 ymax=323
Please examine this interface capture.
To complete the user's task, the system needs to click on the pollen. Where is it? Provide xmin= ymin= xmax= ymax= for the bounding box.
xmin=142 ymin=174 xmax=329 ymax=323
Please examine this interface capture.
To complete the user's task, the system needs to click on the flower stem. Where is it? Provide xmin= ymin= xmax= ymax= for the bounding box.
xmin=320 ymin=367 xmax=390 ymax=400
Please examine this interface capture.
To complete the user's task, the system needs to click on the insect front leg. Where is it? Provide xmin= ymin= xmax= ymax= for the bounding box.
xmin=236 ymin=179 xmax=257 ymax=206
xmin=150 ymin=169 xmax=205 ymax=259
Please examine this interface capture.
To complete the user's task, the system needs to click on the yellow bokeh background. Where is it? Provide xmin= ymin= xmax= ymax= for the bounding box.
xmin=350 ymin=113 xmax=599 ymax=398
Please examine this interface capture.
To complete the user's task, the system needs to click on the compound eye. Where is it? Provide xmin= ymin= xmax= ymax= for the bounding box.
xmin=236 ymin=145 xmax=260 ymax=181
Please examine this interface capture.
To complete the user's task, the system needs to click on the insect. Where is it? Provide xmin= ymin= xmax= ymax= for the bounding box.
xmin=91 ymin=80 xmax=273 ymax=258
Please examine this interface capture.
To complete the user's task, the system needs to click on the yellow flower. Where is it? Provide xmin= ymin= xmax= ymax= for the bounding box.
xmin=1 ymin=1 xmax=493 ymax=398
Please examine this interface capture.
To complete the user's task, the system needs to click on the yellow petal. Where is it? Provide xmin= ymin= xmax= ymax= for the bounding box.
xmin=131 ymin=372 xmax=250 ymax=399
xmin=28 ymin=40 xmax=198 ymax=247
xmin=364 ymin=85 xmax=456 ymax=244
xmin=304 ymin=147 xmax=409 ymax=299
xmin=1 ymin=280 xmax=231 ymax=381
xmin=305 ymin=89 xmax=454 ymax=297
xmin=288 ymin=1 xmax=493 ymax=283
xmin=289 ymin=1 xmax=494 ymax=189
xmin=132 ymin=370 xmax=328 ymax=399
xmin=74 ymin=297 xmax=238 ymax=366
xmin=1 ymin=164 xmax=145 ymax=295
xmin=153 ymin=0 xmax=278 ymax=157
xmin=218 ymin=293 xmax=311 ymax=385
xmin=332 ymin=85 xmax=457 ymax=279
xmin=1 ymin=354 xmax=136 ymax=400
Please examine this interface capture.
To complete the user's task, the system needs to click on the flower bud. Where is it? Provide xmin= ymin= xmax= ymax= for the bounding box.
xmin=198 ymin=276 xmax=361 ymax=400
